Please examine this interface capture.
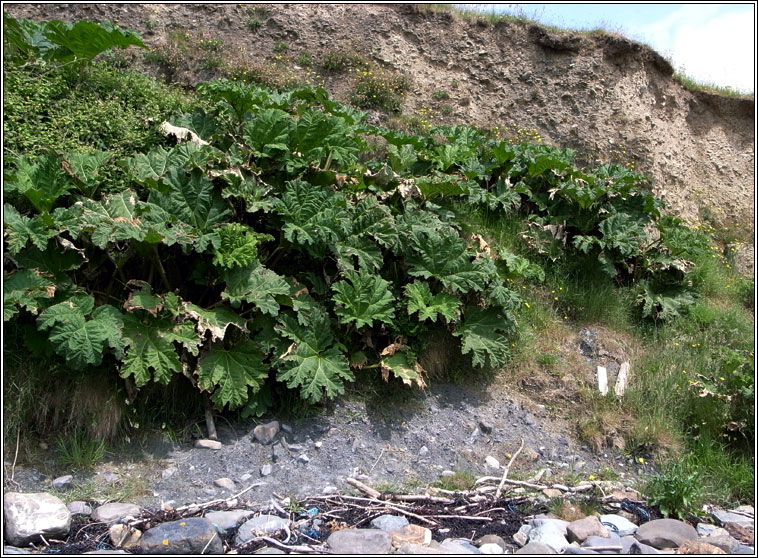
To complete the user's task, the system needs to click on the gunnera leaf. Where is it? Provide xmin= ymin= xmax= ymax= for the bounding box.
xmin=331 ymin=270 xmax=395 ymax=328
xmin=404 ymin=281 xmax=460 ymax=323
xmin=197 ymin=341 xmax=269 ymax=409
xmin=453 ymin=307 xmax=513 ymax=369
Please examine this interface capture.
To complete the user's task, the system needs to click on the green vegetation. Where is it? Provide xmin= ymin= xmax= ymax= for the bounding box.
xmin=2 ymin=14 xmax=753 ymax=509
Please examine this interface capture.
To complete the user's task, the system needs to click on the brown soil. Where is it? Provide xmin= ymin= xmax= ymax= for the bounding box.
xmin=5 ymin=3 xmax=755 ymax=237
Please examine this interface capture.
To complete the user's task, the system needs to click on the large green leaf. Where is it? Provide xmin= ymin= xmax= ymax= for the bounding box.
xmin=212 ymin=223 xmax=271 ymax=269
xmin=221 ymin=262 xmax=290 ymax=315
xmin=150 ymin=168 xmax=230 ymax=232
xmin=334 ymin=236 xmax=383 ymax=272
xmin=243 ymin=108 xmax=294 ymax=155
xmin=219 ymin=173 xmax=275 ymax=214
xmin=197 ymin=341 xmax=269 ymax=409
xmin=275 ymin=310 xmax=353 ymax=403
xmin=71 ymin=189 xmax=147 ymax=248
xmin=5 ymin=155 xmax=74 ymax=213
xmin=3 ymin=204 xmax=57 ymax=255
xmin=120 ymin=314 xmax=182 ymax=386
xmin=276 ymin=180 xmax=349 ymax=248
xmin=42 ymin=20 xmax=145 ymax=62
xmin=63 ymin=151 xmax=111 ymax=196
xmin=332 ymin=270 xmax=395 ymax=328
xmin=406 ymin=229 xmax=487 ymax=293
xmin=404 ymin=281 xmax=460 ymax=323
xmin=453 ymin=307 xmax=512 ymax=369
xmin=37 ymin=296 xmax=123 ymax=368
xmin=3 ymin=269 xmax=56 ymax=320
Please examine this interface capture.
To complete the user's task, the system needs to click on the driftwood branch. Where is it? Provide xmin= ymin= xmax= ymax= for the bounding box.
xmin=346 ymin=477 xmax=381 ymax=499
xmin=496 ymin=438 xmax=524 ymax=499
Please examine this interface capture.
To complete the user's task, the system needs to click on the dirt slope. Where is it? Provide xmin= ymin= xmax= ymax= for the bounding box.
xmin=5 ymin=3 xmax=754 ymax=231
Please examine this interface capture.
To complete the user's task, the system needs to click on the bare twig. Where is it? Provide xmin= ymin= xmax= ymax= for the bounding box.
xmin=427 ymin=514 xmax=492 ymax=522
xmin=496 ymin=438 xmax=524 ymax=499
xmin=346 ymin=477 xmax=381 ymax=499
xmin=474 ymin=507 xmax=506 ymax=516
xmin=369 ymin=448 xmax=385 ymax=473
xmin=200 ymin=531 xmax=218 ymax=554
xmin=249 ymin=536 xmax=332 ymax=554
xmin=389 ymin=494 xmax=455 ymax=504
xmin=11 ymin=426 xmax=20 ymax=483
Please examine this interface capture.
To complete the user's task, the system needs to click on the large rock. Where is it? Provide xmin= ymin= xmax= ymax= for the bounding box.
xmin=52 ymin=475 xmax=73 ymax=491
xmin=676 ymin=539 xmax=727 ymax=554
xmin=711 ymin=509 xmax=754 ymax=526
xmin=475 ymin=535 xmax=508 ymax=552
xmin=702 ymin=534 xmax=742 ymax=553
xmin=204 ymin=509 xmax=255 ymax=533
xmin=567 ymin=516 xmax=609 ymax=542
xmin=235 ymin=515 xmax=290 ymax=545
xmin=91 ymin=502 xmax=141 ymax=523
xmin=600 ymin=513 xmax=638 ymax=537
xmin=440 ymin=539 xmax=481 ymax=553
xmin=327 ymin=529 xmax=393 ymax=554
xmin=635 ymin=519 xmax=698 ymax=549
xmin=581 ymin=533 xmax=622 ymax=551
xmin=194 ymin=439 xmax=222 ymax=450
xmin=140 ymin=518 xmax=222 ymax=554
xmin=529 ymin=521 xmax=569 ymax=553
xmin=724 ymin=522 xmax=754 ymax=545
xmin=109 ymin=524 xmax=142 ymax=548
xmin=3 ymin=492 xmax=72 ymax=546
xmin=515 ymin=541 xmax=556 ymax=554
xmin=390 ymin=524 xmax=431 ymax=547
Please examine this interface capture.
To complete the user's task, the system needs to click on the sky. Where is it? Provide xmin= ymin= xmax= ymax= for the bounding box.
xmin=455 ymin=3 xmax=756 ymax=93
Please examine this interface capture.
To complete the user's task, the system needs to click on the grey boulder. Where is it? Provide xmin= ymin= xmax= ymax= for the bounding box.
xmin=140 ymin=517 xmax=222 ymax=554
xmin=327 ymin=529 xmax=393 ymax=554
xmin=515 ymin=541 xmax=557 ymax=554
xmin=91 ymin=502 xmax=141 ymax=524
xmin=3 ymin=492 xmax=72 ymax=546
xmin=634 ymin=518 xmax=697 ymax=549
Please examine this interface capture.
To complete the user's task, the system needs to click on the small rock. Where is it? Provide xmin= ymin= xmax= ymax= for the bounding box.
xmin=441 ymin=470 xmax=456 ymax=477
xmin=702 ymin=534 xmax=742 ymax=553
xmin=253 ymin=421 xmax=280 ymax=445
xmin=255 ymin=548 xmax=286 ymax=555
xmin=91 ymin=502 xmax=141 ymax=524
xmin=322 ymin=486 xmax=339 ymax=495
xmin=3 ymin=493 xmax=72 ymax=547
xmin=676 ymin=539 xmax=726 ymax=554
xmin=3 ymin=547 xmax=32 ymax=554
xmin=52 ymin=475 xmax=74 ymax=491
xmin=281 ymin=424 xmax=293 ymax=434
xmin=479 ymin=543 xmax=505 ymax=554
xmin=68 ymin=501 xmax=92 ymax=515
xmin=567 ymin=516 xmax=609 ymax=543
xmin=260 ymin=463 xmax=273 ymax=476
xmin=140 ymin=517 xmax=222 ymax=554
xmin=315 ymin=441 xmax=323 ymax=449
xmin=542 ymin=488 xmax=563 ymax=498
xmin=475 ymin=535 xmax=508 ymax=551
xmin=109 ymin=524 xmax=142 ymax=548
xmin=327 ymin=529 xmax=393 ymax=554
xmin=396 ymin=543 xmax=457 ymax=554
xmin=530 ymin=518 xmax=569 ymax=534
xmin=724 ymin=522 xmax=754 ymax=545
xmin=419 ymin=445 xmax=429 ymax=457
xmin=635 ymin=519 xmax=698 ymax=549
xmin=240 ymin=473 xmax=253 ymax=482
xmin=390 ymin=524 xmax=431 ymax=547
xmin=697 ymin=523 xmax=727 ymax=537
xmin=478 ymin=420 xmax=494 ymax=434
xmin=485 ymin=455 xmax=500 ymax=469
xmin=564 ymin=546 xmax=599 ymax=555
xmin=600 ymin=514 xmax=638 ymax=537
xmin=205 ymin=510 xmax=255 ymax=534
xmin=581 ymin=533 xmax=622 ymax=551
xmin=236 ymin=515 xmax=290 ymax=545
xmin=297 ymin=453 xmax=310 ymax=463
xmin=103 ymin=472 xmax=119 ymax=483
xmin=513 ymin=532 xmax=529 ymax=547
xmin=214 ymin=477 xmax=235 ymax=491
xmin=516 ymin=541 xmax=556 ymax=554
xmin=194 ymin=439 xmax=222 ymax=450
xmin=734 ymin=544 xmax=756 ymax=554
xmin=530 ymin=522 xmax=569 ymax=553
xmin=441 ymin=538 xmax=481 ymax=553
xmin=712 ymin=509 xmax=754 ymax=526
xmin=161 ymin=467 xmax=178 ymax=479
xmin=371 ymin=514 xmax=409 ymax=531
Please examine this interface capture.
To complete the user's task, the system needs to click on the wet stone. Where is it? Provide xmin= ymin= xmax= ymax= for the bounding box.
xmin=370 ymin=514 xmax=409 ymax=531
xmin=140 ymin=517 xmax=222 ymax=554
xmin=327 ymin=528 xmax=393 ymax=554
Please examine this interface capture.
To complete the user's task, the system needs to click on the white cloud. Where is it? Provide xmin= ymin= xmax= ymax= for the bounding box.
xmin=640 ymin=5 xmax=755 ymax=92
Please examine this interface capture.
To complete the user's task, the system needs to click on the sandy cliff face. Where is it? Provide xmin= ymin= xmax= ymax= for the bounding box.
xmin=6 ymin=3 xmax=754 ymax=232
